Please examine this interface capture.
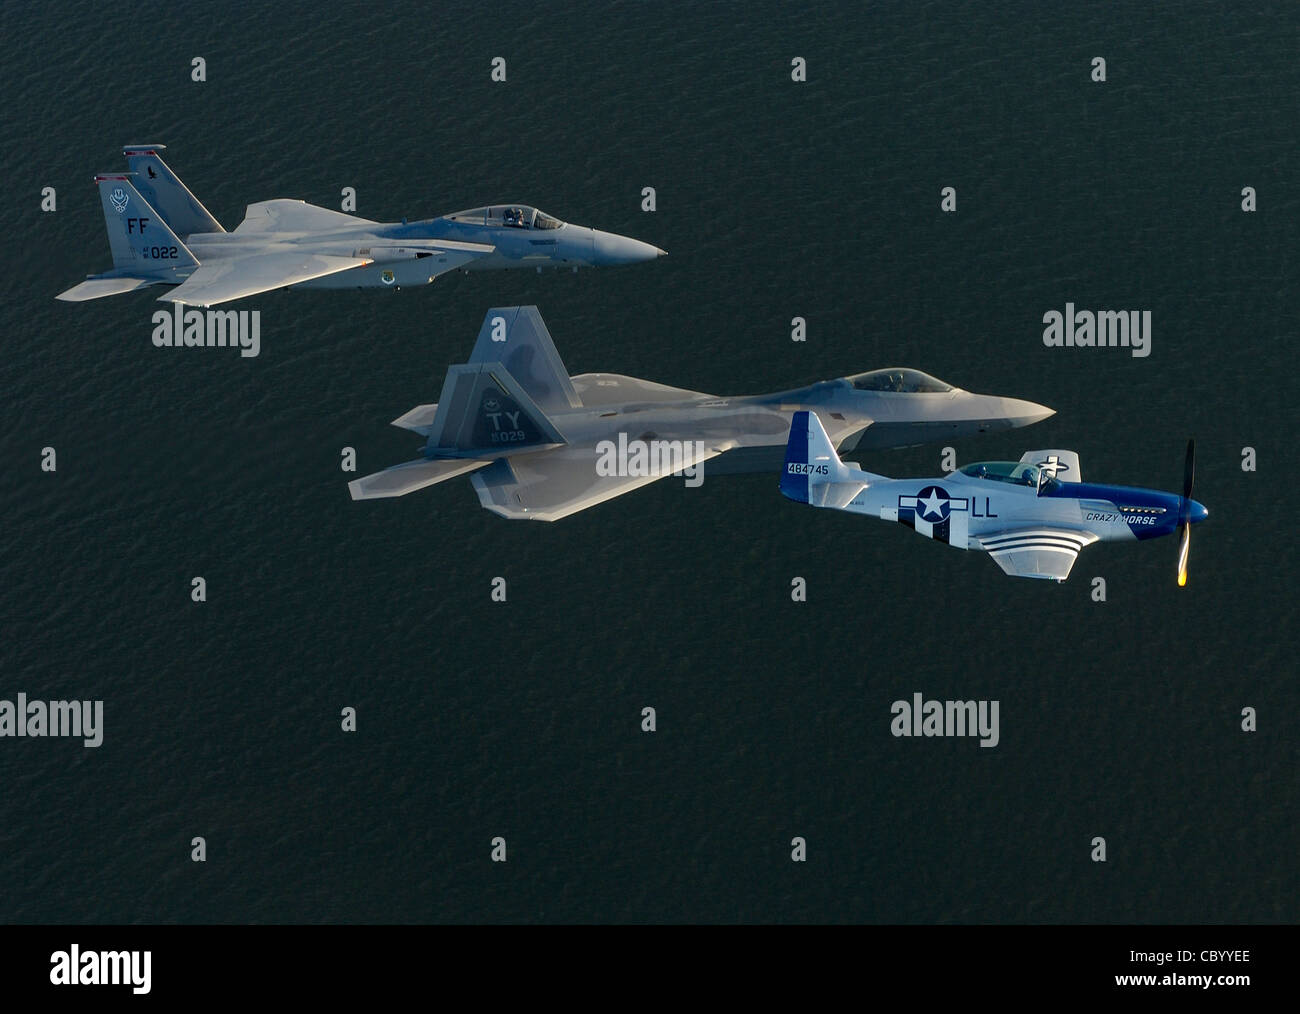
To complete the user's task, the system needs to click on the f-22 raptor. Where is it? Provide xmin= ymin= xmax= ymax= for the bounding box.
xmin=57 ymin=145 xmax=665 ymax=307
xmin=780 ymin=410 xmax=1208 ymax=583
xmin=349 ymin=306 xmax=1055 ymax=520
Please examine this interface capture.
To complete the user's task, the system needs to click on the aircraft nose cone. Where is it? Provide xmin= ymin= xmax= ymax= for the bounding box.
xmin=1004 ymin=398 xmax=1056 ymax=428
xmin=591 ymin=229 xmax=664 ymax=265
xmin=1189 ymin=499 xmax=1209 ymax=523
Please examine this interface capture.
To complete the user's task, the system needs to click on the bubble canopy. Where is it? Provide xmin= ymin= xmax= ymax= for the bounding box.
xmin=848 ymin=369 xmax=953 ymax=393
xmin=958 ymin=460 xmax=1060 ymax=491
xmin=444 ymin=205 xmax=564 ymax=229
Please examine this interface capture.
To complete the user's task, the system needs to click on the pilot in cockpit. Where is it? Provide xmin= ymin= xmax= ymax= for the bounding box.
xmin=503 ymin=207 xmax=527 ymax=228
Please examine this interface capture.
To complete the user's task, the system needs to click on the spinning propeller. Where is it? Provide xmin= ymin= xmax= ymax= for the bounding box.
xmin=1176 ymin=439 xmax=1195 ymax=587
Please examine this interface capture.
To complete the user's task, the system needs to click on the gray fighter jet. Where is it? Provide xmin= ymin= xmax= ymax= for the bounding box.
xmin=349 ymin=306 xmax=1055 ymax=521
xmin=57 ymin=145 xmax=665 ymax=307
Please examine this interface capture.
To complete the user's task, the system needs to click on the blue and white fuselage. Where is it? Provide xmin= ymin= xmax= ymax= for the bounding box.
xmin=780 ymin=410 xmax=1208 ymax=582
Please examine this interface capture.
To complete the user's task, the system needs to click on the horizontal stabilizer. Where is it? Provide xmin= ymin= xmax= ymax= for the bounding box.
xmin=1019 ymin=449 xmax=1082 ymax=484
xmin=57 ymin=276 xmax=168 ymax=301
xmin=391 ymin=403 xmax=439 ymax=436
xmin=348 ymin=457 xmax=488 ymax=500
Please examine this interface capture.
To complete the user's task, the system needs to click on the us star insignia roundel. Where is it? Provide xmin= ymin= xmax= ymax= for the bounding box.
xmin=898 ymin=485 xmax=970 ymax=544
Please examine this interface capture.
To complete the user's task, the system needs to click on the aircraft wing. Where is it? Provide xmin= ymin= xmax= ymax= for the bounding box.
xmin=234 ymin=199 xmax=378 ymax=233
xmin=978 ymin=528 xmax=1099 ymax=582
xmin=471 ymin=440 xmax=735 ymax=521
xmin=570 ymin=373 xmax=714 ymax=408
xmin=160 ymin=251 xmax=370 ymax=306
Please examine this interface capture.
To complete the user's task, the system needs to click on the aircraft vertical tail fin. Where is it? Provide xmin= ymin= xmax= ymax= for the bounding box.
xmin=467 ymin=307 xmax=582 ymax=413
xmin=423 ymin=362 xmax=567 ymax=456
xmin=780 ymin=411 xmax=875 ymax=509
xmin=123 ymin=145 xmax=225 ymax=237
xmin=57 ymin=175 xmax=199 ymax=300
xmin=90 ymin=175 xmax=199 ymax=276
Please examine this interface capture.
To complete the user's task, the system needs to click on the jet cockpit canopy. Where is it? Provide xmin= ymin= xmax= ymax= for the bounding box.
xmin=848 ymin=368 xmax=953 ymax=393
xmin=445 ymin=205 xmax=564 ymax=229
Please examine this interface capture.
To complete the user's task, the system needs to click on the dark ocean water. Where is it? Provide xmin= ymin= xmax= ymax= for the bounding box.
xmin=0 ymin=1 xmax=1296 ymax=922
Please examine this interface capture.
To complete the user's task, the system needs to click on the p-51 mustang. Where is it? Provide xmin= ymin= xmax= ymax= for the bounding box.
xmin=57 ymin=145 xmax=664 ymax=307
xmin=780 ymin=410 xmax=1207 ymax=583
xmin=348 ymin=306 xmax=1054 ymax=520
